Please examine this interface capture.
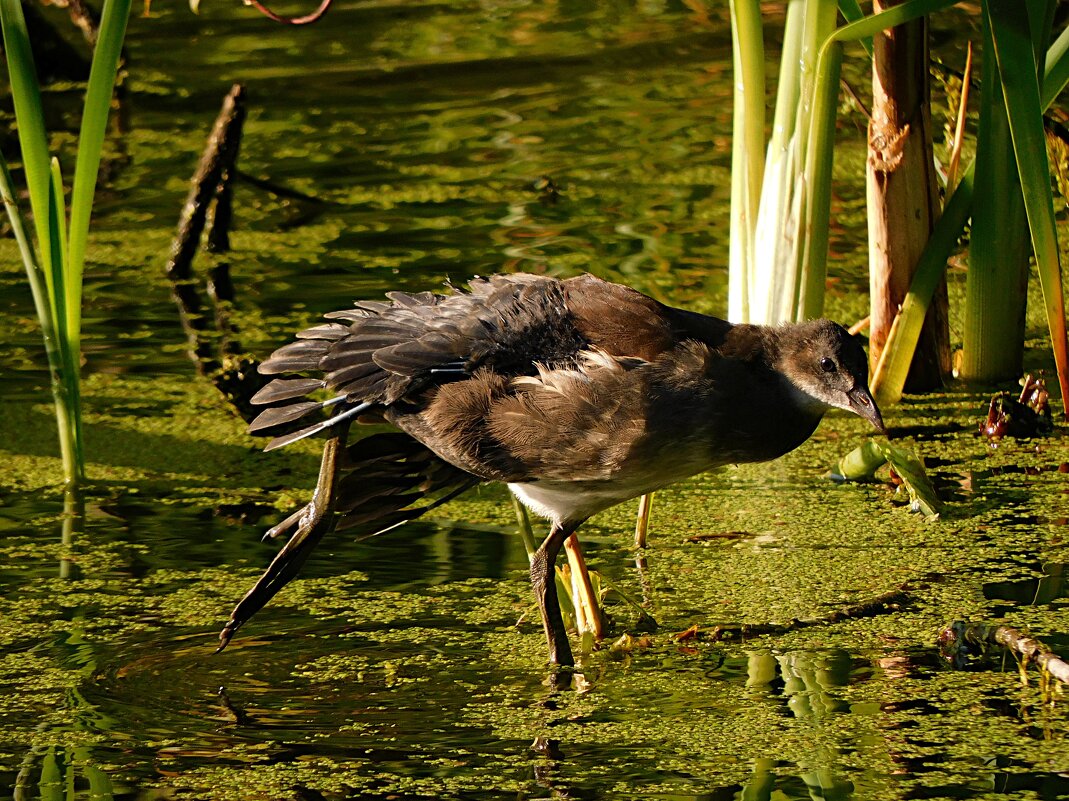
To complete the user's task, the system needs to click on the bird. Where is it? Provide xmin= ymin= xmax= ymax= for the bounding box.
xmin=217 ymin=272 xmax=885 ymax=668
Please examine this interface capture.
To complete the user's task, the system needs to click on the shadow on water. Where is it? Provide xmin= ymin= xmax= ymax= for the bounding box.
xmin=985 ymin=561 xmax=1069 ymax=611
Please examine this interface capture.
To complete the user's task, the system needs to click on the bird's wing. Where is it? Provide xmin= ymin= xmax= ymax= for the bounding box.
xmin=398 ymin=339 xmax=718 ymax=486
xmin=561 ymin=273 xmax=735 ymax=359
xmin=247 ymin=275 xmax=571 ymax=447
xmin=248 ymin=273 xmax=728 ymax=450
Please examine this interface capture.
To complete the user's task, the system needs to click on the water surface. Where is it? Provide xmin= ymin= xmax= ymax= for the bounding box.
xmin=3 ymin=2 xmax=1069 ymax=799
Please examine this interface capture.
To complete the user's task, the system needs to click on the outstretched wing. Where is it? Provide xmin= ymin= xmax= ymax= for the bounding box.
xmin=247 ymin=272 xmax=736 ymax=451
xmin=247 ymin=274 xmax=590 ymax=448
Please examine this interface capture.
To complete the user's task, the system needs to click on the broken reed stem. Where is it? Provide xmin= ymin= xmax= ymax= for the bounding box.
xmin=164 ymin=83 xmax=271 ymax=421
xmin=866 ymin=0 xmax=948 ymax=390
xmin=165 ymin=82 xmax=246 ymax=375
xmin=206 ymin=134 xmax=242 ymax=359
xmin=564 ymin=533 xmax=606 ymax=639
xmin=941 ymin=621 xmax=1069 ymax=685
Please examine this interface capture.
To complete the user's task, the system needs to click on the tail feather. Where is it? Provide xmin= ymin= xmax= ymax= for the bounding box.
xmin=247 ymin=400 xmax=327 ymax=434
xmin=251 ymin=377 xmax=325 ymax=405
xmin=295 ymin=323 xmax=350 ymax=341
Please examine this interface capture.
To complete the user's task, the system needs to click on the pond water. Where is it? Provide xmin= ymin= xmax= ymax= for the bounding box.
xmin=3 ymin=1 xmax=1069 ymax=799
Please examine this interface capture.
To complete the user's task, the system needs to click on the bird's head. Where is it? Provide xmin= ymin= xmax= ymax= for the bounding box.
xmin=775 ymin=320 xmax=886 ymax=434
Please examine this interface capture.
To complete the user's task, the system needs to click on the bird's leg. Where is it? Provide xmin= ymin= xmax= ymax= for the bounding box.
xmin=261 ymin=430 xmax=347 ymax=542
xmin=217 ymin=427 xmax=348 ymax=651
xmin=530 ymin=521 xmax=581 ymax=668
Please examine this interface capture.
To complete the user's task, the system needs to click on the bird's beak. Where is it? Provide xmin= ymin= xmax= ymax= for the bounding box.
xmin=847 ymin=384 xmax=886 ymax=434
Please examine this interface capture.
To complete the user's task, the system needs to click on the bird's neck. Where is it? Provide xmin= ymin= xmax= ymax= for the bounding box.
xmin=729 ymin=373 xmax=827 ymax=463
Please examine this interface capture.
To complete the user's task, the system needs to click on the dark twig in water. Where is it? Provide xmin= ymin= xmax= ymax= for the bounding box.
xmin=165 ymin=84 xmax=269 ymax=420
xmin=205 ymin=118 xmax=241 ymax=360
xmin=166 ymin=83 xmax=246 ymax=374
xmin=243 ymin=0 xmax=333 ymax=25
xmin=939 ymin=621 xmax=1069 ymax=686
xmin=234 ymin=168 xmax=332 ymax=229
xmin=698 ymin=585 xmax=911 ymax=642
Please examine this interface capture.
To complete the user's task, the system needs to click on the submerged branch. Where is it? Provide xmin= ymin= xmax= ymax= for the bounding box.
xmin=697 ymin=585 xmax=911 ymax=642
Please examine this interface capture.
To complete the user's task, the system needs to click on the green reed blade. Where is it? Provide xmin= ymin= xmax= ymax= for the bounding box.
xmin=987 ymin=0 xmax=1069 ymax=408
xmin=0 ymin=0 xmax=52 ymax=274
xmin=68 ymin=0 xmax=132 ymax=335
xmin=959 ymin=7 xmax=1030 ymax=384
xmin=797 ymin=0 xmax=958 ymax=321
xmin=0 ymin=155 xmax=54 ymax=346
xmin=871 ymin=166 xmax=973 ymax=405
xmin=48 ymin=162 xmax=82 ymax=483
xmin=47 ymin=160 xmax=69 ymax=359
xmin=836 ymin=0 xmax=872 ymax=58
xmin=727 ymin=0 xmax=765 ymax=323
xmin=1041 ymin=19 xmax=1069 ymax=108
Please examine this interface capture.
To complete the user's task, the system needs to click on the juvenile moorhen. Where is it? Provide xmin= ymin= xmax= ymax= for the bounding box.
xmin=219 ymin=273 xmax=885 ymax=666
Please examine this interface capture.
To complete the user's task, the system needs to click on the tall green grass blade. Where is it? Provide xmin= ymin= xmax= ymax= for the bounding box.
xmin=1031 ymin=0 xmax=1057 ymax=67
xmin=68 ymin=0 xmax=132 ymax=334
xmin=739 ymin=0 xmax=834 ymax=324
xmin=987 ymin=0 xmax=1069 ymax=408
xmin=48 ymin=163 xmax=81 ymax=484
xmin=0 ymin=155 xmax=53 ymax=343
xmin=50 ymin=159 xmax=69 ymax=289
xmin=736 ymin=0 xmax=951 ymax=324
xmin=797 ymin=37 xmax=842 ymax=320
xmin=836 ymin=0 xmax=873 ymax=58
xmin=0 ymin=0 xmax=52 ymax=272
xmin=47 ymin=161 xmax=69 ymax=358
xmin=727 ymin=0 xmax=765 ymax=324
xmin=750 ymin=0 xmax=804 ymax=324
xmin=960 ymin=8 xmax=1030 ymax=383
xmin=1041 ymin=20 xmax=1069 ymax=107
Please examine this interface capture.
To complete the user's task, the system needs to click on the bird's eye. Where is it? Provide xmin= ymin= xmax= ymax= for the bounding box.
xmin=820 ymin=357 xmax=836 ymax=373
